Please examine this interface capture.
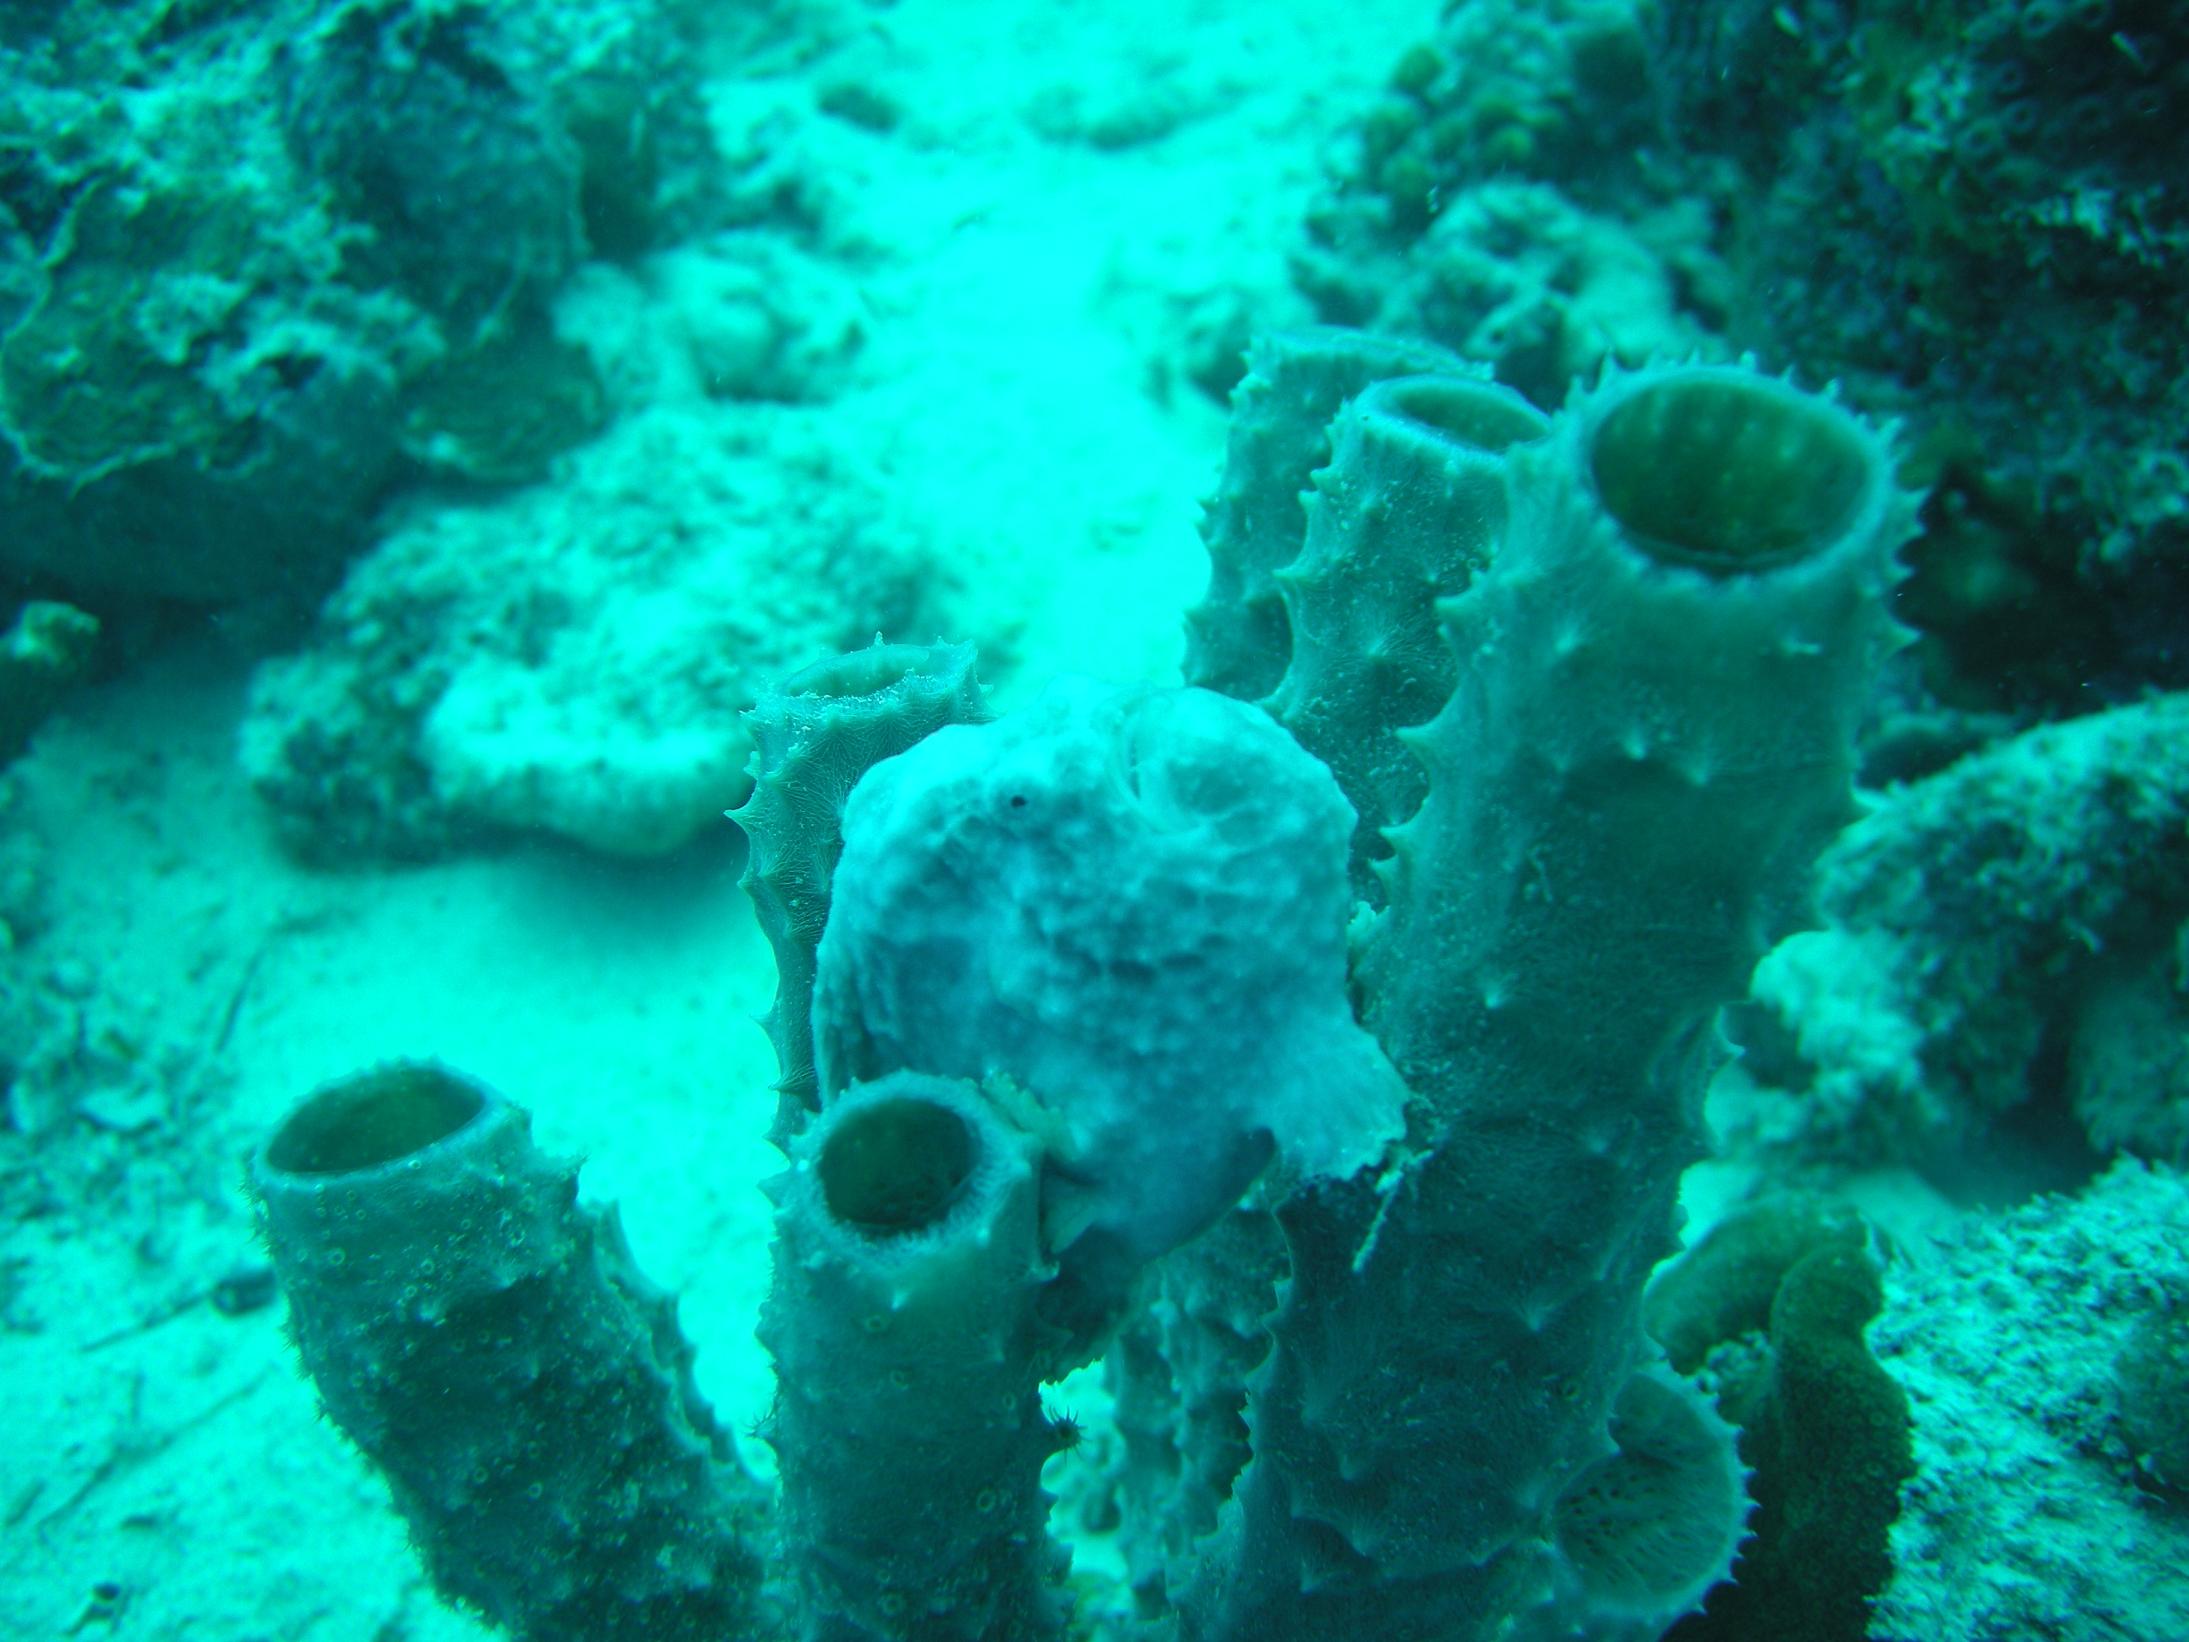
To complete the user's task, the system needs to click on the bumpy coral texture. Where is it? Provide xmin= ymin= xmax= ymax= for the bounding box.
xmin=242 ymin=408 xmax=941 ymax=860
xmin=1738 ymin=692 xmax=2189 ymax=1167
xmin=1870 ymin=1160 xmax=2189 ymax=1639
xmin=0 ymin=0 xmax=714 ymax=602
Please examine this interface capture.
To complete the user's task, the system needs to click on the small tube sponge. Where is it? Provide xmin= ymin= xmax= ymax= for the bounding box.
xmin=811 ymin=676 xmax=1409 ymax=1285
xmin=1643 ymin=1193 xmax=1871 ymax=1376
xmin=1651 ymin=1230 xmax=1914 ymax=1642
xmin=1268 ymin=370 xmax=1550 ymax=898
xmin=249 ymin=1062 xmax=771 ymax=1641
xmin=731 ymin=640 xmax=988 ymax=1143
xmin=759 ymin=1072 xmax=1066 ymax=1640
xmin=1185 ymin=327 xmax=1465 ymax=704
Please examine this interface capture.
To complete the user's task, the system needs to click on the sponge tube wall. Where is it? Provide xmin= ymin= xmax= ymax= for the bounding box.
xmin=731 ymin=639 xmax=989 ymax=1146
xmin=1191 ymin=362 xmax=1912 ymax=1641
xmin=249 ymin=1062 xmax=773 ymax=1641
xmin=758 ymin=1071 xmax=1066 ymax=1641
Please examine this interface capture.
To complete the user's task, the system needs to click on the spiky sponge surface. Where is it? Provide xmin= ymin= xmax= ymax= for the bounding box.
xmin=1198 ymin=359 xmax=1914 ymax=1642
xmin=732 ymin=641 xmax=987 ymax=1138
xmin=1186 ymin=327 xmax=1464 ymax=704
xmin=1267 ymin=370 xmax=1548 ymax=900
xmin=251 ymin=1062 xmax=772 ymax=1641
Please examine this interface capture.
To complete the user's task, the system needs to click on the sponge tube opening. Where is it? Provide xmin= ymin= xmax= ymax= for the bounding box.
xmin=1589 ymin=374 xmax=1876 ymax=572
xmin=1371 ymin=373 xmax=1551 ymax=455
xmin=818 ymin=1094 xmax=977 ymax=1236
xmin=262 ymin=1062 xmax=487 ymax=1177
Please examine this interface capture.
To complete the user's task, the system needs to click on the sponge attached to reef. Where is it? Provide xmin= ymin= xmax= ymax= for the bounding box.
xmin=250 ymin=1061 xmax=772 ymax=1641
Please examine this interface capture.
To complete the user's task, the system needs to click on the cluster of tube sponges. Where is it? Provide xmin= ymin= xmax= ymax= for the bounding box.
xmin=247 ymin=329 xmax=1916 ymax=1642
xmin=1169 ymin=332 xmax=1910 ymax=1641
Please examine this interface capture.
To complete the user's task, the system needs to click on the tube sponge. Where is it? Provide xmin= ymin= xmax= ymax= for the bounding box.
xmin=1185 ymin=327 xmax=1465 ymax=704
xmin=758 ymin=1071 xmax=1067 ymax=1640
xmin=811 ymin=676 xmax=1408 ymax=1291
xmin=1267 ymin=371 xmax=1549 ymax=899
xmin=1200 ymin=360 xmax=1912 ymax=1640
xmin=731 ymin=640 xmax=988 ymax=1142
xmin=249 ymin=1062 xmax=772 ymax=1641
xmin=1367 ymin=360 xmax=1916 ymax=1119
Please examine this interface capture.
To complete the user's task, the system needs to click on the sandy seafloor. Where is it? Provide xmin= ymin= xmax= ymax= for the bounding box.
xmin=0 ymin=0 xmax=1443 ymax=1634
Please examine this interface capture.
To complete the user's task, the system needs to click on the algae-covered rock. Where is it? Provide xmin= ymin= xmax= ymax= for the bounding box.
xmin=1869 ymin=1160 xmax=2189 ymax=1639
xmin=0 ymin=115 xmax=415 ymax=601
xmin=0 ymin=0 xmax=714 ymax=604
xmin=2117 ymin=1293 xmax=2189 ymax=1498
xmin=1307 ymin=0 xmax=2189 ymax=713
xmin=2069 ymin=947 xmax=2189 ymax=1166
xmin=1738 ymin=693 xmax=2189 ymax=1170
xmin=279 ymin=0 xmax=586 ymax=339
